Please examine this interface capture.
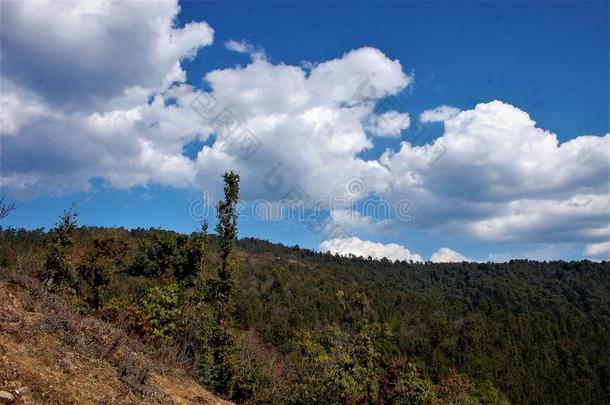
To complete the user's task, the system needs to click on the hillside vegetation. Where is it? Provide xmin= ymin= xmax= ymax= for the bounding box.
xmin=0 ymin=272 xmax=230 ymax=404
xmin=1 ymin=226 xmax=608 ymax=404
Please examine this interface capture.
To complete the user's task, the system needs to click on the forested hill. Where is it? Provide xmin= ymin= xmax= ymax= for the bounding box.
xmin=236 ymin=237 xmax=610 ymax=404
xmin=1 ymin=226 xmax=609 ymax=404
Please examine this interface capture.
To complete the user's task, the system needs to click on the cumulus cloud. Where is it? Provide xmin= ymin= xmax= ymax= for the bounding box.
xmin=320 ymin=237 xmax=423 ymax=262
xmin=419 ymin=105 xmax=461 ymax=123
xmin=366 ymin=110 xmax=410 ymax=137
xmin=0 ymin=80 xmax=210 ymax=197
xmin=430 ymin=247 xmax=471 ymax=263
xmin=0 ymin=0 xmax=215 ymax=197
xmin=1 ymin=26 xmax=413 ymax=201
xmin=1 ymin=0 xmax=213 ymax=109
xmin=584 ymin=241 xmax=610 ymax=259
xmin=190 ymin=47 xmax=412 ymax=201
xmin=466 ymin=194 xmax=609 ymax=242
xmin=380 ymin=101 xmax=610 ymax=244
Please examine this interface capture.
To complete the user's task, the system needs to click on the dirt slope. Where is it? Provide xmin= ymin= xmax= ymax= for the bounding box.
xmin=0 ymin=274 xmax=230 ymax=404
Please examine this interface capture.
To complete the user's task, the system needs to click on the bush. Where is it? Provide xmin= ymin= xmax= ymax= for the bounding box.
xmin=142 ymin=283 xmax=182 ymax=345
xmin=44 ymin=206 xmax=79 ymax=290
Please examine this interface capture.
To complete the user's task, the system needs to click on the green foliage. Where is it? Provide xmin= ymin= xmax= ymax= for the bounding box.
xmin=291 ymin=291 xmax=392 ymax=404
xmin=230 ymin=331 xmax=274 ymax=403
xmin=214 ymin=171 xmax=240 ymax=309
xmin=83 ymin=228 xmax=132 ymax=307
xmin=44 ymin=205 xmax=79 ymax=290
xmin=130 ymin=227 xmax=206 ymax=281
xmin=292 ymin=326 xmax=374 ymax=404
xmin=142 ymin=282 xmax=182 ymax=344
xmin=131 ymin=229 xmax=185 ymax=277
xmin=209 ymin=171 xmax=241 ymax=396
xmin=182 ymin=221 xmax=210 ymax=280
xmin=381 ymin=360 xmax=435 ymax=404
xmin=470 ymin=381 xmax=511 ymax=405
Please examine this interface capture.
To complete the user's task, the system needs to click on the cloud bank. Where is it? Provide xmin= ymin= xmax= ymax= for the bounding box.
xmin=320 ymin=237 xmax=423 ymax=262
xmin=584 ymin=241 xmax=610 ymax=259
xmin=430 ymin=247 xmax=471 ymax=263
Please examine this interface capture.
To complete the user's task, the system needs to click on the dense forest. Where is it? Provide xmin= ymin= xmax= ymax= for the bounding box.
xmin=0 ymin=178 xmax=608 ymax=404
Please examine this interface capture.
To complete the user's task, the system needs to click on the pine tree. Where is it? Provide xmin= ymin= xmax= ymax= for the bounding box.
xmin=211 ymin=170 xmax=240 ymax=395
xmin=44 ymin=205 xmax=79 ymax=290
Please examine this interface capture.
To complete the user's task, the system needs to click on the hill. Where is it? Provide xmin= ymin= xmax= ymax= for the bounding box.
xmin=1 ymin=225 xmax=609 ymax=404
xmin=0 ymin=272 xmax=230 ymax=404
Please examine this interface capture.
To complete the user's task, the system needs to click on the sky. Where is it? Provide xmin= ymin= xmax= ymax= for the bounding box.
xmin=1 ymin=0 xmax=609 ymax=262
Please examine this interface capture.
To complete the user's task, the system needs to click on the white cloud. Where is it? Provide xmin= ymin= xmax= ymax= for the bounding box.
xmin=1 ymin=35 xmax=412 ymax=202
xmin=430 ymin=247 xmax=471 ymax=263
xmin=1 ymin=0 xmax=213 ymax=110
xmin=225 ymin=39 xmax=249 ymax=53
xmin=380 ymin=101 xmax=610 ymax=244
xmin=419 ymin=105 xmax=461 ymax=123
xmin=320 ymin=237 xmax=423 ymax=262
xmin=0 ymin=0 xmax=214 ymax=197
xmin=0 ymin=80 xmax=53 ymax=136
xmin=584 ymin=241 xmax=610 ymax=258
xmin=366 ymin=110 xmax=410 ymax=137
xmin=466 ymin=194 xmax=609 ymax=242
xmin=191 ymin=47 xmax=412 ymax=201
xmin=324 ymin=209 xmax=391 ymax=234
xmin=225 ymin=39 xmax=266 ymax=60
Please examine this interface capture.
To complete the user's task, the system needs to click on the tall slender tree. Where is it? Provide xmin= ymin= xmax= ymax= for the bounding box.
xmin=211 ymin=170 xmax=240 ymax=394
xmin=198 ymin=220 xmax=210 ymax=274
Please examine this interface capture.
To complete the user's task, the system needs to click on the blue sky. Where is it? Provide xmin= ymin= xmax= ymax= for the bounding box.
xmin=181 ymin=1 xmax=608 ymax=140
xmin=1 ymin=1 xmax=609 ymax=262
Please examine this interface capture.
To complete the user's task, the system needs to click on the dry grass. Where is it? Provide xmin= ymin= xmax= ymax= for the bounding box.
xmin=0 ymin=272 xmax=231 ymax=404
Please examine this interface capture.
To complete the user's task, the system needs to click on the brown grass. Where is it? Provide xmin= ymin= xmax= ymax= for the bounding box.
xmin=0 ymin=272 xmax=231 ymax=404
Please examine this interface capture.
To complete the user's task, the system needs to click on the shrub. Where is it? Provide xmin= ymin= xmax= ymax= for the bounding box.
xmin=142 ymin=283 xmax=182 ymax=345
xmin=44 ymin=206 xmax=79 ymax=290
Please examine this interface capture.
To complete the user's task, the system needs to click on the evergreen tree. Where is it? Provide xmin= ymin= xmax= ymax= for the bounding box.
xmin=211 ymin=170 xmax=240 ymax=395
xmin=44 ymin=204 xmax=78 ymax=290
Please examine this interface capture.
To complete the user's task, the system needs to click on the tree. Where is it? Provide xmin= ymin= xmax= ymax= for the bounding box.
xmin=142 ymin=282 xmax=182 ymax=345
xmin=216 ymin=171 xmax=240 ymax=304
xmin=291 ymin=291 xmax=383 ymax=404
xmin=44 ymin=205 xmax=79 ymax=290
xmin=84 ymin=229 xmax=132 ymax=307
xmin=198 ymin=220 xmax=210 ymax=274
xmin=130 ymin=228 xmax=185 ymax=278
xmin=0 ymin=195 xmax=16 ymax=221
xmin=211 ymin=171 xmax=240 ymax=395
xmin=182 ymin=221 xmax=210 ymax=280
